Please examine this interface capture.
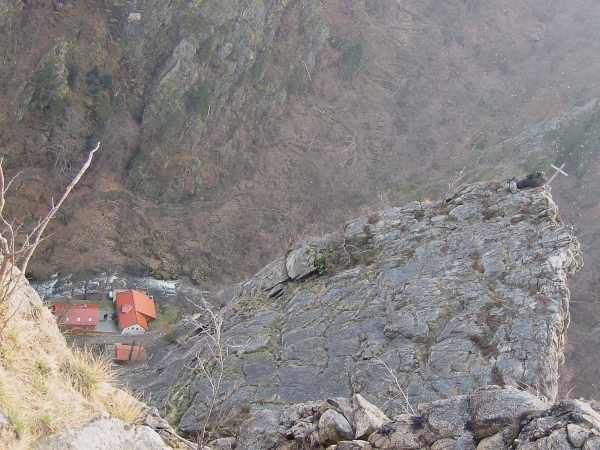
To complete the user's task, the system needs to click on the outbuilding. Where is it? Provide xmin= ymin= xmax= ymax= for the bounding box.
xmin=114 ymin=343 xmax=146 ymax=363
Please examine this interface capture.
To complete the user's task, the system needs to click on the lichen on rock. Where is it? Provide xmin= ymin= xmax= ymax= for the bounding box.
xmin=129 ymin=181 xmax=582 ymax=443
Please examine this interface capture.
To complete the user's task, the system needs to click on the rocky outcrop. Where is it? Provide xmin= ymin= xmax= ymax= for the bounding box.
xmin=4 ymin=0 xmax=600 ymax=403
xmin=218 ymin=386 xmax=600 ymax=449
xmin=471 ymin=98 xmax=600 ymax=400
xmin=128 ymin=181 xmax=582 ymax=437
xmin=36 ymin=417 xmax=171 ymax=450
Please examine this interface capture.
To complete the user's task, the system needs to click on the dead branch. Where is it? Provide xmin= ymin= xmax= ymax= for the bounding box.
xmin=184 ymin=296 xmax=227 ymax=448
xmin=374 ymin=357 xmax=416 ymax=415
xmin=303 ymin=60 xmax=312 ymax=82
xmin=0 ymin=142 xmax=100 ymax=335
xmin=445 ymin=166 xmax=467 ymax=201
xmin=183 ymin=295 xmax=252 ymax=448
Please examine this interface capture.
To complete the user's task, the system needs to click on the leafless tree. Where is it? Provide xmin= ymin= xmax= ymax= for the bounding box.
xmin=0 ymin=142 xmax=100 ymax=335
xmin=183 ymin=294 xmax=253 ymax=448
xmin=445 ymin=166 xmax=467 ymax=200
xmin=184 ymin=296 xmax=228 ymax=448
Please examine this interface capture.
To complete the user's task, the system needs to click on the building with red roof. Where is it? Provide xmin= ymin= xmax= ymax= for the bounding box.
xmin=114 ymin=343 xmax=146 ymax=363
xmin=114 ymin=289 xmax=157 ymax=335
xmin=51 ymin=303 xmax=99 ymax=333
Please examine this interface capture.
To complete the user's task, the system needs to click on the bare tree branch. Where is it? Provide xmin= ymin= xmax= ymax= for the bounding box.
xmin=0 ymin=142 xmax=100 ymax=335
xmin=374 ymin=357 xmax=416 ymax=415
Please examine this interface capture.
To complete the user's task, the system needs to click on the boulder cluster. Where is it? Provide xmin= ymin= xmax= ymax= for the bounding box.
xmin=212 ymin=386 xmax=600 ymax=450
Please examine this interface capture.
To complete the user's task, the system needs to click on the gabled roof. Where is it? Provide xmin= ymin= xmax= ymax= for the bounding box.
xmin=115 ymin=344 xmax=146 ymax=362
xmin=115 ymin=290 xmax=157 ymax=330
xmin=52 ymin=303 xmax=99 ymax=327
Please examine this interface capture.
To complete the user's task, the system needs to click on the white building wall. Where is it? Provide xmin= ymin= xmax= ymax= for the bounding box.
xmin=121 ymin=325 xmax=145 ymax=335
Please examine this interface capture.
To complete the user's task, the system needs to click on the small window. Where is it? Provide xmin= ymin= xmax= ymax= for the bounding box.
xmin=77 ymin=317 xmax=81 ymax=322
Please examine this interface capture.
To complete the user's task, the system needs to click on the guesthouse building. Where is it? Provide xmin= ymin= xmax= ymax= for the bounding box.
xmin=114 ymin=289 xmax=157 ymax=335
xmin=51 ymin=303 xmax=99 ymax=333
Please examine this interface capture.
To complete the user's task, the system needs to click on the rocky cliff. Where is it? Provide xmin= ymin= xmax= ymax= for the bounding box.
xmin=3 ymin=0 xmax=600 ymax=399
xmin=127 ymin=181 xmax=584 ymax=448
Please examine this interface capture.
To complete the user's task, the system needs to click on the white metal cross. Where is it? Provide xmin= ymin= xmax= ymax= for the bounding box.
xmin=546 ymin=163 xmax=568 ymax=185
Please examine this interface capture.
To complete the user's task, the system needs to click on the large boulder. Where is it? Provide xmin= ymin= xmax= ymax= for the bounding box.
xmin=286 ymin=243 xmax=318 ymax=280
xmin=352 ymin=394 xmax=390 ymax=439
xmin=319 ymin=409 xmax=354 ymax=445
xmin=468 ymin=386 xmax=549 ymax=438
xmin=236 ymin=410 xmax=282 ymax=450
xmin=35 ymin=418 xmax=171 ymax=450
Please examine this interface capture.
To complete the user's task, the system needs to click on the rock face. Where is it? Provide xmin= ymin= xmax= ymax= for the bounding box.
xmin=35 ymin=417 xmax=171 ymax=450
xmin=129 ymin=182 xmax=582 ymax=436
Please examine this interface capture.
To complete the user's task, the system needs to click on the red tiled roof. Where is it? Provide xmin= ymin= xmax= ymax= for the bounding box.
xmin=52 ymin=303 xmax=99 ymax=328
xmin=132 ymin=292 xmax=157 ymax=319
xmin=115 ymin=290 xmax=157 ymax=331
xmin=114 ymin=344 xmax=146 ymax=362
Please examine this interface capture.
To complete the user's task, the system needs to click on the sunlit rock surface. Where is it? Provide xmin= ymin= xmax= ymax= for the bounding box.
xmin=128 ymin=181 xmax=582 ymax=437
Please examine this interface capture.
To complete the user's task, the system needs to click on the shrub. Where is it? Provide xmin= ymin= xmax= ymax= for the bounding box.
xmin=85 ymin=66 xmax=113 ymax=96
xmin=185 ymin=82 xmax=211 ymax=116
xmin=67 ymin=63 xmax=79 ymax=89
xmin=340 ymin=42 xmax=364 ymax=80
xmin=28 ymin=62 xmax=69 ymax=121
xmin=102 ymin=388 xmax=145 ymax=423
xmin=84 ymin=66 xmax=114 ymax=126
xmin=163 ymin=326 xmax=178 ymax=343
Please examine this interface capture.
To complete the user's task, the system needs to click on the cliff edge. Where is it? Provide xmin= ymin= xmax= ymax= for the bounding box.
xmin=129 ymin=180 xmax=583 ymax=446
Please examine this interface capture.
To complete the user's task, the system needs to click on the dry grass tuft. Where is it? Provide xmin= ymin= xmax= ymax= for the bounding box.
xmin=99 ymin=385 xmax=146 ymax=423
xmin=62 ymin=348 xmax=113 ymax=398
xmin=0 ymin=144 xmax=148 ymax=448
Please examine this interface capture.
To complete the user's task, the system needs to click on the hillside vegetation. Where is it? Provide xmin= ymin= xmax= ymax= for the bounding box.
xmin=1 ymin=0 xmax=600 ymax=399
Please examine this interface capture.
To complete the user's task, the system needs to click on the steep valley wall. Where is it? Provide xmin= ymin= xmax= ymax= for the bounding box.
xmin=3 ymin=0 xmax=600 ymax=400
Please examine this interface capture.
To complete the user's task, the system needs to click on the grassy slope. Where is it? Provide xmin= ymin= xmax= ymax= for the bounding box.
xmin=0 ymin=274 xmax=143 ymax=449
